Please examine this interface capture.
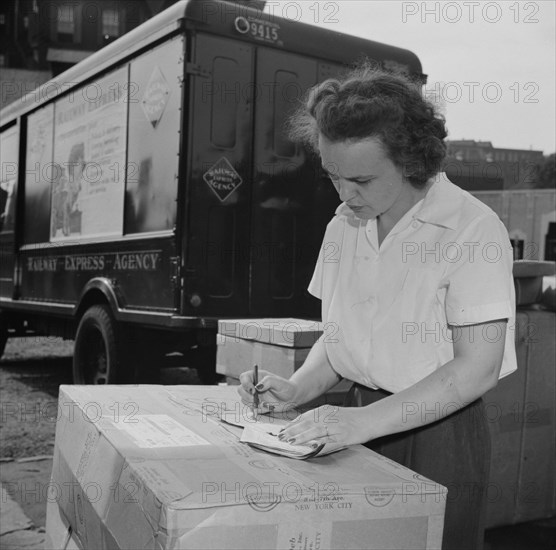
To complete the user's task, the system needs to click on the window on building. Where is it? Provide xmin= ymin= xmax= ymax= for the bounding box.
xmin=57 ymin=4 xmax=75 ymax=43
xmin=102 ymin=9 xmax=119 ymax=42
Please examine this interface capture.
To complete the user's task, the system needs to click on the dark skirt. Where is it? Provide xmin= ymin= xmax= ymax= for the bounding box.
xmin=346 ymin=384 xmax=490 ymax=550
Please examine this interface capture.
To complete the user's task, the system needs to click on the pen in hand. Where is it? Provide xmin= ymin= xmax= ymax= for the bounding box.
xmin=252 ymin=364 xmax=259 ymax=419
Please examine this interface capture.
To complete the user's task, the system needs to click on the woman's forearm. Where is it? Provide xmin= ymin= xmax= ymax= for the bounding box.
xmin=278 ymin=322 xmax=505 ymax=448
xmin=289 ymin=338 xmax=342 ymax=405
xmin=360 ymin=355 xmax=500 ymax=442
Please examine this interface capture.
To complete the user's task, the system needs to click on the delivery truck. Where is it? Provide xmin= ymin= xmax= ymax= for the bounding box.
xmin=0 ymin=0 xmax=424 ymax=383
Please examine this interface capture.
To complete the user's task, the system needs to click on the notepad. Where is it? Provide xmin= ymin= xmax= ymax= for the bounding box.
xmin=239 ymin=424 xmax=326 ymax=459
xmin=220 ymin=409 xmax=345 ymax=460
xmin=220 ymin=409 xmax=287 ymax=431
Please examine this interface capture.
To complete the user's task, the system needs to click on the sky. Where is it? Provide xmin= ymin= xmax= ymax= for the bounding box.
xmin=263 ymin=0 xmax=556 ymax=155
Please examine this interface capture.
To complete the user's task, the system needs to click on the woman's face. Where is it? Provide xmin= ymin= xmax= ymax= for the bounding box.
xmin=318 ymin=135 xmax=411 ymax=220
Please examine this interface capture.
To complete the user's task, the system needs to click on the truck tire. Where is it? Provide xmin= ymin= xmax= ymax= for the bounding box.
xmin=73 ymin=304 xmax=129 ymax=384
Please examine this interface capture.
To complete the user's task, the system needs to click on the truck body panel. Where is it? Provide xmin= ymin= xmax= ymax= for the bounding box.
xmin=0 ymin=0 xmax=425 ymax=376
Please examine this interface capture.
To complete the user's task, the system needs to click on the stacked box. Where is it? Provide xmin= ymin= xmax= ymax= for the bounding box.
xmin=217 ymin=334 xmax=312 ymax=380
xmin=218 ymin=318 xmax=325 ymax=348
xmin=216 ymin=318 xmax=352 ymax=406
xmin=46 ymin=384 xmax=446 ymax=550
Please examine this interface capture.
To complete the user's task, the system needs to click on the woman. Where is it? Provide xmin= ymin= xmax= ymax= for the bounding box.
xmin=238 ymin=65 xmax=517 ymax=550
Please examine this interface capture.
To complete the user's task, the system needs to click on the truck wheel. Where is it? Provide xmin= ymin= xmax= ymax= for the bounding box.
xmin=73 ymin=304 xmax=129 ymax=384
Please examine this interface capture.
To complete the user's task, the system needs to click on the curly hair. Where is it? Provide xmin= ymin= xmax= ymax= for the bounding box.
xmin=288 ymin=63 xmax=447 ymax=187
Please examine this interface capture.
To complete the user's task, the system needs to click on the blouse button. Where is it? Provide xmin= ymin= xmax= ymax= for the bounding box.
xmin=411 ymin=221 xmax=420 ymax=229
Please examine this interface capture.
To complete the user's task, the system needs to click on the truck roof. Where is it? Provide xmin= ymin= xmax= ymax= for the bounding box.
xmin=0 ymin=0 xmax=423 ymax=126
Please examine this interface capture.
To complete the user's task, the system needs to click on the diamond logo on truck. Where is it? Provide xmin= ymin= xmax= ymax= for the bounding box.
xmin=141 ymin=66 xmax=170 ymax=128
xmin=203 ymin=157 xmax=243 ymax=202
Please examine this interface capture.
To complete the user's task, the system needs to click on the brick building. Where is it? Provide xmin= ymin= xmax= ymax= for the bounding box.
xmin=444 ymin=139 xmax=545 ymax=191
xmin=0 ymin=0 xmax=179 ymax=108
xmin=0 ymin=1 xmax=550 ymax=193
xmin=0 ymin=1 xmax=270 ymax=109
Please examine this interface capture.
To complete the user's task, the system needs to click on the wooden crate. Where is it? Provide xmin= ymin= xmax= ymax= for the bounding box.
xmin=485 ymin=309 xmax=556 ymax=527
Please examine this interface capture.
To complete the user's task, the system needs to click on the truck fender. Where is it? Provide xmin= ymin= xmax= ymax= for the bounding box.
xmin=74 ymin=277 xmax=124 ymax=322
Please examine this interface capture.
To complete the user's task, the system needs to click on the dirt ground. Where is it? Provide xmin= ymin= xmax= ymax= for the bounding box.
xmin=0 ymin=336 xmax=203 ymax=459
xmin=0 ymin=337 xmax=74 ymax=459
xmin=0 ymin=335 xmax=204 ymax=533
xmin=1 ymin=336 xmax=554 ymax=549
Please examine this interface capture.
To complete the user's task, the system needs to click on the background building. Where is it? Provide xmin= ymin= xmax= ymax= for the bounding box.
xmin=1 ymin=1 xmax=270 ymax=109
xmin=443 ymin=139 xmax=550 ymax=191
xmin=0 ymin=0 xmax=183 ymax=109
xmin=1 ymin=0 xmax=554 ymax=260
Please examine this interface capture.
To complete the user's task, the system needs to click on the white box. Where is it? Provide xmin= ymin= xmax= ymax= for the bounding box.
xmin=46 ymin=385 xmax=446 ymax=549
xmin=45 ymin=498 xmax=82 ymax=549
xmin=216 ymin=333 xmax=311 ymax=379
xmin=217 ymin=318 xmax=323 ymax=348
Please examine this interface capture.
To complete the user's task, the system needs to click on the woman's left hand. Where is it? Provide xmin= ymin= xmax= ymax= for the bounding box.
xmin=278 ymin=405 xmax=371 ymax=449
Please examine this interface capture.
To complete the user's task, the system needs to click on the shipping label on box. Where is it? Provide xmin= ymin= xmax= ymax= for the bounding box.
xmin=47 ymin=385 xmax=446 ymax=550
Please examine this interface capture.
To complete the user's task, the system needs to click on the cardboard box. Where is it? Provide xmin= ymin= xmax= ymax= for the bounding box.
xmin=216 ymin=317 xmax=324 ymax=381
xmin=217 ymin=318 xmax=323 ymax=348
xmin=216 ymin=318 xmax=352 ymax=407
xmin=216 ymin=334 xmax=311 ymax=379
xmin=45 ymin=498 xmax=83 ymax=549
xmin=47 ymin=385 xmax=446 ymax=549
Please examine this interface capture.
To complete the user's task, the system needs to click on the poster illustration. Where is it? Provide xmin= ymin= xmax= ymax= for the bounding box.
xmin=0 ymin=127 xmax=18 ymax=233
xmin=51 ymin=67 xmax=127 ymax=240
xmin=25 ymin=104 xmax=54 ymax=243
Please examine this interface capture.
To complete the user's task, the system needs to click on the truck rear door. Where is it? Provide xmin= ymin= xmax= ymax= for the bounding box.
xmin=184 ymin=34 xmax=341 ymax=320
xmin=250 ymin=49 xmax=340 ymax=318
xmin=184 ymin=34 xmax=254 ymax=317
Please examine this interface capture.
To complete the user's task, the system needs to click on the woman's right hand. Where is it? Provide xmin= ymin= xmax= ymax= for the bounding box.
xmin=238 ymin=369 xmax=299 ymax=414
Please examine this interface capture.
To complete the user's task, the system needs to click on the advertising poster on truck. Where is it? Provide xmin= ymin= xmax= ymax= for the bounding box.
xmin=26 ymin=104 xmax=53 ymax=243
xmin=50 ymin=68 xmax=127 ymax=240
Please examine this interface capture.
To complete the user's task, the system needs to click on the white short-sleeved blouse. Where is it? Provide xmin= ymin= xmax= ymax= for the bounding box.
xmin=308 ymin=173 xmax=518 ymax=393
